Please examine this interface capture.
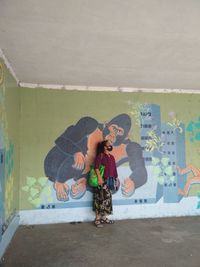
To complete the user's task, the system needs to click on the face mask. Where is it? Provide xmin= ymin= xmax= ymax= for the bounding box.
xmin=107 ymin=145 xmax=113 ymax=151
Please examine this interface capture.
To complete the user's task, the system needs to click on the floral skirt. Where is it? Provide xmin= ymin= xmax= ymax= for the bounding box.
xmin=93 ymin=183 xmax=113 ymax=215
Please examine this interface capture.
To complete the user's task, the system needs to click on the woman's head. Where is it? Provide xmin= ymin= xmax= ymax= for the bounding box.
xmin=97 ymin=140 xmax=113 ymax=154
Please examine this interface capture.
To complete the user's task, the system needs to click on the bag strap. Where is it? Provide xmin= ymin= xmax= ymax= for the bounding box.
xmin=100 ymin=152 xmax=104 ymax=165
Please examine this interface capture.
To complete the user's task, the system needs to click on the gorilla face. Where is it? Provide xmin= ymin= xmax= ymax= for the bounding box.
xmin=103 ymin=114 xmax=132 ymax=146
xmin=105 ymin=124 xmax=125 ymax=145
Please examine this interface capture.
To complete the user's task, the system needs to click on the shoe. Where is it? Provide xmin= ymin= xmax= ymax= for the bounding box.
xmin=101 ymin=218 xmax=114 ymax=224
xmin=94 ymin=219 xmax=103 ymax=228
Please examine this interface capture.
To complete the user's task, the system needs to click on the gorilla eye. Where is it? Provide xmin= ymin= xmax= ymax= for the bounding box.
xmin=112 ymin=126 xmax=118 ymax=133
xmin=117 ymin=128 xmax=124 ymax=136
xmin=111 ymin=125 xmax=124 ymax=136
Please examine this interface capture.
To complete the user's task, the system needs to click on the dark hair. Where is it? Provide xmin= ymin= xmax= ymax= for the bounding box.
xmin=96 ymin=140 xmax=108 ymax=155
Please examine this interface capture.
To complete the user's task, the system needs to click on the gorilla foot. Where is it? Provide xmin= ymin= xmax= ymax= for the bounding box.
xmin=54 ymin=181 xmax=70 ymax=202
xmin=70 ymin=178 xmax=87 ymax=199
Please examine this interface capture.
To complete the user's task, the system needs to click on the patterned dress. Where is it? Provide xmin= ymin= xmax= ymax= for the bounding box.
xmin=93 ymin=153 xmax=117 ymax=215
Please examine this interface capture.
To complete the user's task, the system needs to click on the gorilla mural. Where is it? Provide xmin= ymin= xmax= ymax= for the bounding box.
xmin=44 ymin=114 xmax=147 ymax=201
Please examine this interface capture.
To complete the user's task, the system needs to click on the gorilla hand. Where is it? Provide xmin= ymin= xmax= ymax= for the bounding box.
xmin=72 ymin=152 xmax=85 ymax=170
xmin=54 ymin=181 xmax=69 ymax=201
xmin=121 ymin=177 xmax=135 ymax=197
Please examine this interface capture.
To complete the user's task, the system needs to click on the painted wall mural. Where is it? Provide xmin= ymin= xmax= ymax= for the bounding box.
xmin=18 ymin=89 xmax=200 ymax=213
xmin=0 ymin=61 xmax=19 ymax=238
xmin=40 ymin=104 xmax=187 ymax=206
xmin=44 ymin=114 xmax=147 ymax=201
xmin=1 ymin=56 xmax=200 ymax=222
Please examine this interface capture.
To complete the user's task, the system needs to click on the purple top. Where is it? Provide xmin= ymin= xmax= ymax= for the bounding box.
xmin=95 ymin=153 xmax=118 ymax=179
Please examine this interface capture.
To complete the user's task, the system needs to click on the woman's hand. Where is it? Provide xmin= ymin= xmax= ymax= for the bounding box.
xmin=95 ymin=168 xmax=104 ymax=186
xmin=98 ymin=176 xmax=104 ymax=186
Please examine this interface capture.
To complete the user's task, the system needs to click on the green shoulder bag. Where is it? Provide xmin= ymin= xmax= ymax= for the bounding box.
xmin=88 ymin=164 xmax=105 ymax=187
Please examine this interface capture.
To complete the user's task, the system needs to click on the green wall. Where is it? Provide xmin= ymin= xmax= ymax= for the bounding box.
xmin=19 ymin=87 xmax=200 ymax=210
xmin=0 ymin=60 xmax=20 ymax=234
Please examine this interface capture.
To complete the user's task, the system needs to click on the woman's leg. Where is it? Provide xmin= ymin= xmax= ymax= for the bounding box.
xmin=93 ymin=188 xmax=103 ymax=227
xmin=100 ymin=186 xmax=114 ymax=224
xmin=94 ymin=212 xmax=103 ymax=227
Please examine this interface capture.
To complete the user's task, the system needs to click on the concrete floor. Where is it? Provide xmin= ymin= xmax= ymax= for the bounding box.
xmin=1 ymin=216 xmax=200 ymax=267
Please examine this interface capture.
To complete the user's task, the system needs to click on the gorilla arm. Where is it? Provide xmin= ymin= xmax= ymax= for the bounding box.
xmin=55 ymin=117 xmax=99 ymax=155
xmin=55 ymin=117 xmax=99 ymax=170
xmin=120 ymin=141 xmax=147 ymax=197
xmin=126 ymin=141 xmax=147 ymax=189
xmin=51 ymin=117 xmax=99 ymax=200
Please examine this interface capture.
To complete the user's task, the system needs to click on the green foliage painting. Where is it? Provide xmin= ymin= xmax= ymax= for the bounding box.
xmin=151 ymin=156 xmax=175 ymax=185
xmin=128 ymin=101 xmax=150 ymax=126
xmin=145 ymin=130 xmax=164 ymax=153
xmin=22 ymin=176 xmax=52 ymax=207
xmin=167 ymin=112 xmax=183 ymax=134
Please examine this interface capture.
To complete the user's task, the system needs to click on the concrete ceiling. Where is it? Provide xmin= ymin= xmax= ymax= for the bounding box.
xmin=1 ymin=0 xmax=200 ymax=90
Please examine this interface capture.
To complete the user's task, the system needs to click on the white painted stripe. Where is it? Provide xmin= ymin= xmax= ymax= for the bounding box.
xmin=19 ymin=197 xmax=200 ymax=225
xmin=113 ymin=197 xmax=200 ymax=220
xmin=1 ymin=47 xmax=200 ymax=94
xmin=119 ymin=87 xmax=200 ymax=94
xmin=19 ymin=207 xmax=94 ymax=225
xmin=19 ymin=82 xmax=200 ymax=94
xmin=0 ymin=214 xmax=20 ymax=259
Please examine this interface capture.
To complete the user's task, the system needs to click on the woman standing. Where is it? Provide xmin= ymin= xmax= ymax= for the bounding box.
xmin=94 ymin=140 xmax=118 ymax=227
